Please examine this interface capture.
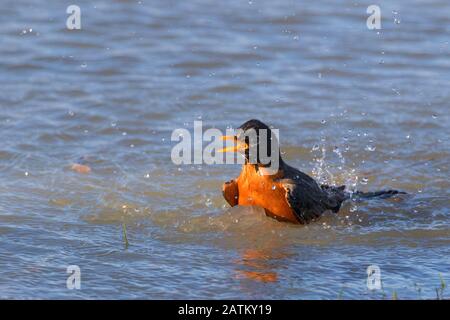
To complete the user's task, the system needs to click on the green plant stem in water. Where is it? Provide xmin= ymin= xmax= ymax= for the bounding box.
xmin=392 ymin=290 xmax=398 ymax=300
xmin=122 ymin=222 xmax=129 ymax=249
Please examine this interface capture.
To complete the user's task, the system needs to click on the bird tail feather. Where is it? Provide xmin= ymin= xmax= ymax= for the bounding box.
xmin=350 ymin=189 xmax=407 ymax=199
xmin=321 ymin=185 xmax=406 ymax=213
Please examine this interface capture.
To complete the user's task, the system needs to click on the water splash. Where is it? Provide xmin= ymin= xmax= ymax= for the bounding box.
xmin=311 ymin=141 xmax=359 ymax=194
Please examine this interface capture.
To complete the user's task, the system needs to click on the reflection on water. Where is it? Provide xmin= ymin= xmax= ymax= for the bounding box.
xmin=234 ymin=249 xmax=292 ymax=283
xmin=0 ymin=0 xmax=449 ymax=299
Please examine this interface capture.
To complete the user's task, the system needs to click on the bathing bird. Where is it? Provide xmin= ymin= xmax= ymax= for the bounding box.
xmin=220 ymin=119 xmax=404 ymax=224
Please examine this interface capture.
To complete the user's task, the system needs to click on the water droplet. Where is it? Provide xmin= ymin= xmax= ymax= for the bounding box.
xmin=392 ymin=11 xmax=401 ymax=24
xmin=312 ymin=144 xmax=319 ymax=151
xmin=205 ymin=198 xmax=212 ymax=207
xmin=365 ymin=145 xmax=376 ymax=152
xmin=80 ymin=63 xmax=87 ymax=68
xmin=321 ymin=119 xmax=326 ymax=124
xmin=361 ymin=177 xmax=369 ymax=185
xmin=24 ymin=171 xmax=29 ymax=176
xmin=432 ymin=114 xmax=438 ymax=119
xmin=349 ymin=206 xmax=358 ymax=212
xmin=145 ymin=173 xmax=150 ymax=178
xmin=272 ymin=185 xmax=277 ymax=190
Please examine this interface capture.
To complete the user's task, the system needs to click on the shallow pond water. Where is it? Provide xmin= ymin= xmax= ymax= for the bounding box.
xmin=0 ymin=0 xmax=449 ymax=299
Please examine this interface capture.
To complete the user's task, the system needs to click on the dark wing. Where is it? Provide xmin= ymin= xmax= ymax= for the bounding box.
xmin=278 ymin=165 xmax=344 ymax=224
xmin=320 ymin=184 xmax=347 ymax=212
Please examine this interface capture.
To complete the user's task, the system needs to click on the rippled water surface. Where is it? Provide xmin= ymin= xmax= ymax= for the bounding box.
xmin=0 ymin=0 xmax=449 ymax=299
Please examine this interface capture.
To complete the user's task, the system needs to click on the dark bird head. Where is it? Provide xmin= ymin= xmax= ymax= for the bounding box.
xmin=219 ymin=119 xmax=283 ymax=174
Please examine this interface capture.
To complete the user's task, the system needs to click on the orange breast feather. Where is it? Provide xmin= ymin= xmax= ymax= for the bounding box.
xmin=236 ymin=166 xmax=299 ymax=223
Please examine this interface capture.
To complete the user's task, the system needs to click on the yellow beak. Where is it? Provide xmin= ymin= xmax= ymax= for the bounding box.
xmin=218 ymin=135 xmax=247 ymax=153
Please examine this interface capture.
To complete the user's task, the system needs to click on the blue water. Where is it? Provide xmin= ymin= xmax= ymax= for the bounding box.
xmin=0 ymin=0 xmax=449 ymax=299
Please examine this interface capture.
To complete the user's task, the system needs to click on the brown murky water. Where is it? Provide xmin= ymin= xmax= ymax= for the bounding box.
xmin=0 ymin=0 xmax=449 ymax=299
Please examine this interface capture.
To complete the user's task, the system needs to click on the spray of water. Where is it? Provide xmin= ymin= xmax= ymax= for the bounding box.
xmin=310 ymin=138 xmax=361 ymax=216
